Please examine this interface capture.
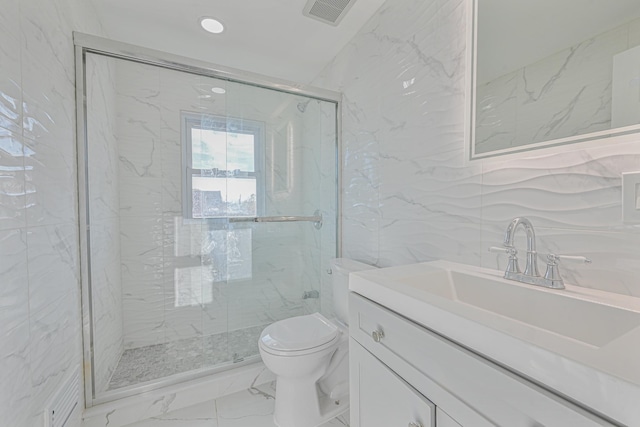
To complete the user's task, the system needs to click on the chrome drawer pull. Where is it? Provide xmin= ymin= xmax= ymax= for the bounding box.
xmin=409 ymin=422 xmax=423 ymax=427
xmin=371 ymin=328 xmax=385 ymax=343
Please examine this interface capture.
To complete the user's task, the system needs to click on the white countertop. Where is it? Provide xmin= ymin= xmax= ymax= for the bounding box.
xmin=349 ymin=260 xmax=640 ymax=426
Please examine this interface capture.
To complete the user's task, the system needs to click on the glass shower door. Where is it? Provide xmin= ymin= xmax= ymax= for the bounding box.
xmin=82 ymin=49 xmax=337 ymax=403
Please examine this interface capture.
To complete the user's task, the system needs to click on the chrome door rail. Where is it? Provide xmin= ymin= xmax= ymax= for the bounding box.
xmin=229 ymin=212 xmax=323 ymax=229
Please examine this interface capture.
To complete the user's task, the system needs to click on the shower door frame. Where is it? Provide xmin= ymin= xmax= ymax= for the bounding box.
xmin=74 ymin=32 xmax=342 ymax=408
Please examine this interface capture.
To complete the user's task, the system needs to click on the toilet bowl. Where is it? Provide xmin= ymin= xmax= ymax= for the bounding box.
xmin=258 ymin=258 xmax=376 ymax=427
xmin=259 ymin=313 xmax=348 ymax=427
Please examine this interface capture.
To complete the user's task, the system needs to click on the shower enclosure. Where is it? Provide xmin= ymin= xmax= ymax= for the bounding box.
xmin=75 ymin=34 xmax=340 ymax=405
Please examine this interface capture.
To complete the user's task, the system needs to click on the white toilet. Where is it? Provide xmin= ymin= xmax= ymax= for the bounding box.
xmin=258 ymin=258 xmax=376 ymax=427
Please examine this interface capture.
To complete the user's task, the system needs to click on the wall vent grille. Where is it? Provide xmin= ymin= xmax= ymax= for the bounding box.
xmin=45 ymin=370 xmax=80 ymax=427
xmin=303 ymin=0 xmax=357 ymax=26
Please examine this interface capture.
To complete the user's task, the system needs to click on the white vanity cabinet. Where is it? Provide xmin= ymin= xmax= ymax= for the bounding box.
xmin=350 ymin=340 xmax=435 ymax=427
xmin=349 ymin=293 xmax=617 ymax=427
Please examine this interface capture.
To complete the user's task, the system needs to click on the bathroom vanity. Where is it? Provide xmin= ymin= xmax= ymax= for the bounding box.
xmin=348 ymin=261 xmax=640 ymax=427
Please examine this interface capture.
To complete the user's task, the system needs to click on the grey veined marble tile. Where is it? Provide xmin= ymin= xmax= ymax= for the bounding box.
xmin=125 ymin=382 xmax=349 ymax=427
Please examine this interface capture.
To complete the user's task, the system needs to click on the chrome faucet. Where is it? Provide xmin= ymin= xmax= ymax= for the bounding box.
xmin=503 ymin=217 xmax=540 ymax=278
xmin=489 ymin=217 xmax=591 ymax=289
xmin=489 ymin=217 xmax=590 ymax=290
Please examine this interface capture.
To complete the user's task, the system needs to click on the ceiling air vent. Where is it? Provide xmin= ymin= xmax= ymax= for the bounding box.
xmin=303 ymin=0 xmax=357 ymax=26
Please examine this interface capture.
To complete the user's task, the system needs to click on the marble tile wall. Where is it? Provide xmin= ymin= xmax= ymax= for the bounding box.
xmin=0 ymin=0 xmax=106 ymax=426
xmin=315 ymin=0 xmax=640 ymax=300
xmin=111 ymin=61 xmax=336 ymax=351
xmin=476 ymin=17 xmax=640 ymax=154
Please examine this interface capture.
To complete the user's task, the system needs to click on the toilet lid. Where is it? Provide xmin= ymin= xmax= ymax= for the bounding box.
xmin=260 ymin=313 xmax=339 ymax=353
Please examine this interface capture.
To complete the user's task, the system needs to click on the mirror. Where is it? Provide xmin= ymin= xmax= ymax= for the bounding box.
xmin=470 ymin=0 xmax=640 ymax=159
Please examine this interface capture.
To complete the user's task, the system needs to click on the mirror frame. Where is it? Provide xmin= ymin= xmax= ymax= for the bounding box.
xmin=466 ymin=0 xmax=640 ymax=161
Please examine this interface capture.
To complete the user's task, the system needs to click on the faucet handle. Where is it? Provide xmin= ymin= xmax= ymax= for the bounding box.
xmin=546 ymin=254 xmax=592 ymax=265
xmin=489 ymin=246 xmax=520 ymax=274
xmin=543 ymin=254 xmax=592 ymax=289
xmin=488 ymin=246 xmax=517 ymax=256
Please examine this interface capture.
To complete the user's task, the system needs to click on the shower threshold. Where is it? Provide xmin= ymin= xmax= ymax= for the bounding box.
xmin=107 ymin=324 xmax=267 ymax=391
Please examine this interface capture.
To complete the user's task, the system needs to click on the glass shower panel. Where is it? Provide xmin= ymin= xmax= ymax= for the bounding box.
xmin=158 ymin=68 xmax=232 ymax=378
xmin=83 ymin=51 xmax=337 ymax=402
xmin=85 ymin=53 xmax=123 ymax=396
xmin=206 ymin=80 xmax=328 ymax=357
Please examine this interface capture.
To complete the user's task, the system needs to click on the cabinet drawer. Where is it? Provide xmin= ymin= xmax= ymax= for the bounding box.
xmin=436 ymin=408 xmax=462 ymax=427
xmin=351 ymin=340 xmax=435 ymax=427
xmin=349 ymin=292 xmax=615 ymax=427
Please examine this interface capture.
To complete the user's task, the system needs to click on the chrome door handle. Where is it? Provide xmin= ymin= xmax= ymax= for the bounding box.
xmin=409 ymin=422 xmax=423 ymax=427
xmin=371 ymin=328 xmax=385 ymax=343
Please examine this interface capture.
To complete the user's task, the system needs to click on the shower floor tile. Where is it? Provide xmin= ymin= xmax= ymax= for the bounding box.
xmin=108 ymin=324 xmax=267 ymax=391
xmin=122 ymin=381 xmax=349 ymax=427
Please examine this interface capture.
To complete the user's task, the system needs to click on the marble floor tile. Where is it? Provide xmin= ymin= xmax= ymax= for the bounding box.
xmin=126 ymin=401 xmax=218 ymax=427
xmin=123 ymin=381 xmax=349 ymax=427
xmin=216 ymin=382 xmax=277 ymax=427
xmin=215 ymin=382 xmax=349 ymax=427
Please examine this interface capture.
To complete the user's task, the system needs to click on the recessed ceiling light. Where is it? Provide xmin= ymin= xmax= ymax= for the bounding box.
xmin=200 ymin=17 xmax=224 ymax=34
xmin=211 ymin=87 xmax=226 ymax=94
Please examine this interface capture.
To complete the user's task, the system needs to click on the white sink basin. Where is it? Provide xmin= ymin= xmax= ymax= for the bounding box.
xmin=349 ymin=260 xmax=640 ymax=427
xmin=398 ymin=269 xmax=640 ymax=348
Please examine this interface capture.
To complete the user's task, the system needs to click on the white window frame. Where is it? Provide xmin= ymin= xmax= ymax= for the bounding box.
xmin=181 ymin=112 xmax=265 ymax=220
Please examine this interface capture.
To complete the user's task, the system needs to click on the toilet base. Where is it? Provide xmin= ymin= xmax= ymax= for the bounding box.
xmin=272 ymin=378 xmax=349 ymax=427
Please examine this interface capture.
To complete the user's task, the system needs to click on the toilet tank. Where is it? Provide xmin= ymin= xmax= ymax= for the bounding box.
xmin=330 ymin=258 xmax=377 ymax=324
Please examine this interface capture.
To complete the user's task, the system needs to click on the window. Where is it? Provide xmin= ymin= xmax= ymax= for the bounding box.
xmin=182 ymin=113 xmax=264 ymax=219
xmin=178 ymin=113 xmax=262 ymax=288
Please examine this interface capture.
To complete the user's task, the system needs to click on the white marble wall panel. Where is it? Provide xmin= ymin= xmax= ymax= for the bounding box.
xmin=379 ymin=148 xmax=482 ymax=223
xmin=27 ymin=223 xmax=81 ymax=426
xmin=0 ymin=128 xmax=26 ymax=230
xmin=0 ymin=4 xmax=22 ymax=134
xmin=23 ymin=133 xmax=77 ymax=227
xmin=0 ymin=318 xmax=31 ymax=427
xmin=0 ymin=229 xmax=30 ymax=427
xmin=481 ymin=138 xmax=640 ymax=231
xmin=22 ymin=53 xmax=77 ymax=227
xmin=378 ymin=219 xmax=483 ymax=268
xmin=0 ymin=0 xmax=107 ymax=423
xmin=315 ymin=0 xmax=640 ymax=311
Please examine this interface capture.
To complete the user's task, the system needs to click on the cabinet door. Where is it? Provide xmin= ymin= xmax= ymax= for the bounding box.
xmin=351 ymin=340 xmax=435 ymax=427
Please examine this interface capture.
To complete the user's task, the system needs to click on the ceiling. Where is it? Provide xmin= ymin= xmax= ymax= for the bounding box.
xmin=89 ymin=0 xmax=386 ymax=84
